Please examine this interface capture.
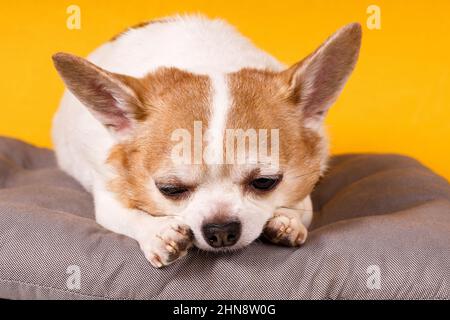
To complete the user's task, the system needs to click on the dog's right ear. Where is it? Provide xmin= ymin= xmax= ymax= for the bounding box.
xmin=281 ymin=23 xmax=362 ymax=130
xmin=52 ymin=53 xmax=146 ymax=136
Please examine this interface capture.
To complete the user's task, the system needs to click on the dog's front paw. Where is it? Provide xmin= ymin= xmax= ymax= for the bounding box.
xmin=139 ymin=221 xmax=194 ymax=268
xmin=263 ymin=208 xmax=308 ymax=246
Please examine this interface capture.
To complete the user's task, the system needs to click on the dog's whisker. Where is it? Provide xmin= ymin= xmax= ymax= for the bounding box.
xmin=290 ymin=170 xmax=322 ymax=179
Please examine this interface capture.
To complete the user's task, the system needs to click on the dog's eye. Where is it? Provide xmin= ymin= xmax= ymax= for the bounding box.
xmin=156 ymin=184 xmax=190 ymax=199
xmin=250 ymin=176 xmax=281 ymax=192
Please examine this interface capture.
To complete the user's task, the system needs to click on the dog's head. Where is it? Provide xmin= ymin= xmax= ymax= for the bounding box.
xmin=53 ymin=23 xmax=361 ymax=251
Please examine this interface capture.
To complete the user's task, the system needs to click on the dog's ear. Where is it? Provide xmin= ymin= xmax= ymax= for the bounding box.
xmin=282 ymin=23 xmax=361 ymax=129
xmin=52 ymin=52 xmax=146 ymax=136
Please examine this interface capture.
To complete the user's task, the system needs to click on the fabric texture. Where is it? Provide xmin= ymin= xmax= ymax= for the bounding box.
xmin=0 ymin=136 xmax=449 ymax=300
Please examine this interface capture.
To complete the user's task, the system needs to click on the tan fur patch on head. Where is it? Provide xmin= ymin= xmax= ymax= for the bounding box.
xmin=110 ymin=19 xmax=169 ymax=42
xmin=107 ymin=68 xmax=211 ymax=214
xmin=107 ymin=67 xmax=328 ymax=215
xmin=227 ymin=68 xmax=327 ymax=205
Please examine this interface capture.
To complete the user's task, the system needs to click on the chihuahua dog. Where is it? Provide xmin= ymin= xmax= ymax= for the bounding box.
xmin=52 ymin=15 xmax=361 ymax=268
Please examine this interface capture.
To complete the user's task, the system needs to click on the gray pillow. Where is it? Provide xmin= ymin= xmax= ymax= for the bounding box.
xmin=0 ymin=137 xmax=449 ymax=300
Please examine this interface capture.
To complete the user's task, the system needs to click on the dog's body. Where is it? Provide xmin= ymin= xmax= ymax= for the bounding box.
xmin=52 ymin=15 xmax=361 ymax=267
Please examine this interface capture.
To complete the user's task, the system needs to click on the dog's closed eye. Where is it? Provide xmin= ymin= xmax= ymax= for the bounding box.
xmin=156 ymin=183 xmax=191 ymax=200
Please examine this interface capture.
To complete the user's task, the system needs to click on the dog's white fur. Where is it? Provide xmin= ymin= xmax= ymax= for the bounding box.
xmin=53 ymin=15 xmax=360 ymax=267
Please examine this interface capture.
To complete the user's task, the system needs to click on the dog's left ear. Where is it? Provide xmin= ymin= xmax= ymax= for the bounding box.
xmin=283 ymin=23 xmax=362 ymax=128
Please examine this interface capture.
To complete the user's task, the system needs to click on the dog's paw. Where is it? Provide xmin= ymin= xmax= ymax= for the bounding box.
xmin=139 ymin=221 xmax=194 ymax=268
xmin=263 ymin=209 xmax=308 ymax=246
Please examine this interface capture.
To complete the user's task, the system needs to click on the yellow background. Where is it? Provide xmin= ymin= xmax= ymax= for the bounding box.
xmin=1 ymin=0 xmax=449 ymax=179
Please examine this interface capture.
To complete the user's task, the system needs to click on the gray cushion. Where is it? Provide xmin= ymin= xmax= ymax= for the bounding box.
xmin=0 ymin=136 xmax=449 ymax=300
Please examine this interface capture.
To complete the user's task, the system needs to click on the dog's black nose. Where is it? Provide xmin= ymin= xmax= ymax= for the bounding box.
xmin=202 ymin=221 xmax=241 ymax=248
